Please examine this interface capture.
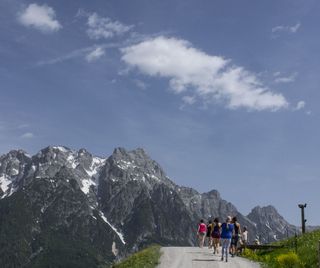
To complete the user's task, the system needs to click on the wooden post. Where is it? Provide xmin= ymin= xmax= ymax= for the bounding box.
xmin=298 ymin=203 xmax=307 ymax=234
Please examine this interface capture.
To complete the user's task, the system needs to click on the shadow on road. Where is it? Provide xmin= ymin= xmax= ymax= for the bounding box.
xmin=192 ymin=259 xmax=217 ymax=262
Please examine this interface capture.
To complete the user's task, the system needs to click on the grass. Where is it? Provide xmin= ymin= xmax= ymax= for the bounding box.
xmin=242 ymin=229 xmax=320 ymax=268
xmin=112 ymin=245 xmax=162 ymax=268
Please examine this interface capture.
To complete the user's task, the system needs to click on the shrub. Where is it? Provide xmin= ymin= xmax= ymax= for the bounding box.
xmin=242 ymin=248 xmax=259 ymax=261
xmin=276 ymin=252 xmax=301 ymax=268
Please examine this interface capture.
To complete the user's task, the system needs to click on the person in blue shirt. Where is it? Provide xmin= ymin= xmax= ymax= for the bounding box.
xmin=220 ymin=216 xmax=234 ymax=262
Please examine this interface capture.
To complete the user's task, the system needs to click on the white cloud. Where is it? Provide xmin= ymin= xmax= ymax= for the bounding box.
xmin=272 ymin=22 xmax=301 ymax=34
xmin=87 ymin=13 xmax=133 ymax=40
xmin=182 ymin=96 xmax=196 ymax=105
xmin=20 ymin=132 xmax=34 ymax=139
xmin=18 ymin=3 xmax=62 ymax=33
xmin=86 ymin=47 xmax=105 ymax=62
xmin=274 ymin=72 xmax=297 ymax=83
xmin=295 ymin=101 xmax=306 ymax=111
xmin=121 ymin=36 xmax=289 ymax=111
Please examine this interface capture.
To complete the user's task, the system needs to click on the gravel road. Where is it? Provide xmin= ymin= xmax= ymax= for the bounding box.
xmin=157 ymin=247 xmax=261 ymax=268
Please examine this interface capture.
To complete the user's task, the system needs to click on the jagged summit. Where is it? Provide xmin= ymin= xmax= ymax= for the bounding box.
xmin=250 ymin=205 xmax=278 ymax=212
xmin=110 ymin=147 xmax=156 ymax=166
xmin=247 ymin=205 xmax=297 ymax=242
xmin=204 ymin=189 xmax=221 ymax=199
xmin=5 ymin=149 xmax=30 ymax=158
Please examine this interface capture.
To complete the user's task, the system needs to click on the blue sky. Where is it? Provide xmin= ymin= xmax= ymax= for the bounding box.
xmin=1 ymin=0 xmax=319 ymax=226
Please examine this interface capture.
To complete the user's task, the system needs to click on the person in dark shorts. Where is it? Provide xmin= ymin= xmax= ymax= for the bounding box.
xmin=211 ymin=217 xmax=221 ymax=254
xmin=231 ymin=216 xmax=241 ymax=257
xmin=206 ymin=220 xmax=213 ymax=248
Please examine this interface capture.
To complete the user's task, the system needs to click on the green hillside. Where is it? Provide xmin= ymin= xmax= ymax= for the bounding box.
xmin=112 ymin=245 xmax=161 ymax=268
xmin=243 ymin=229 xmax=320 ymax=267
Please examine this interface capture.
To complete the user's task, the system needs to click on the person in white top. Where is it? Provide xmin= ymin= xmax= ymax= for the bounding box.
xmin=241 ymin=226 xmax=248 ymax=246
xmin=239 ymin=226 xmax=248 ymax=254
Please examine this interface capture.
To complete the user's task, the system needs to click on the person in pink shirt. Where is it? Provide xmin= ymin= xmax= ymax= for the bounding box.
xmin=197 ymin=219 xmax=207 ymax=248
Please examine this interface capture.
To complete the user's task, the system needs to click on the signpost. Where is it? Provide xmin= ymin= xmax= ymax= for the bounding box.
xmin=298 ymin=203 xmax=307 ymax=234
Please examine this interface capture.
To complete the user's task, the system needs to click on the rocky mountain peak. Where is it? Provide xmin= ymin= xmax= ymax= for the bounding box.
xmin=107 ymin=147 xmax=169 ymax=186
xmin=111 ymin=147 xmax=149 ymax=163
xmin=250 ymin=205 xmax=279 ymax=217
xmin=5 ymin=149 xmax=30 ymax=159
xmin=38 ymin=145 xmax=71 ymax=155
xmin=204 ymin=189 xmax=221 ymax=200
xmin=247 ymin=205 xmax=297 ymax=243
xmin=0 ymin=149 xmax=31 ymax=185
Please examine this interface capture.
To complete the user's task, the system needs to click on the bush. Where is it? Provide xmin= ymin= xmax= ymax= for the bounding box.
xmin=276 ymin=252 xmax=301 ymax=268
xmin=241 ymin=248 xmax=260 ymax=261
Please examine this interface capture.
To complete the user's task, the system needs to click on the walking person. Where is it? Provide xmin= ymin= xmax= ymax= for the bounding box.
xmin=241 ymin=226 xmax=248 ymax=247
xmin=211 ymin=217 xmax=221 ymax=254
xmin=231 ymin=216 xmax=241 ymax=257
xmin=239 ymin=226 xmax=248 ymax=254
xmin=197 ymin=219 xmax=207 ymax=248
xmin=206 ymin=220 xmax=213 ymax=248
xmin=220 ymin=216 xmax=234 ymax=262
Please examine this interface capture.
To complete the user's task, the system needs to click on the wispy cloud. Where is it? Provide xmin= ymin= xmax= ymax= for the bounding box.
xmin=121 ymin=36 xmax=289 ymax=111
xmin=37 ymin=43 xmax=119 ymax=66
xmin=182 ymin=96 xmax=196 ymax=105
xmin=86 ymin=12 xmax=133 ymax=40
xmin=294 ymin=101 xmax=306 ymax=111
xmin=37 ymin=47 xmax=91 ymax=65
xmin=20 ymin=132 xmax=34 ymax=139
xmin=274 ymin=72 xmax=297 ymax=84
xmin=18 ymin=3 xmax=62 ymax=33
xmin=85 ymin=46 xmax=105 ymax=62
xmin=133 ymin=79 xmax=147 ymax=90
xmin=272 ymin=22 xmax=301 ymax=35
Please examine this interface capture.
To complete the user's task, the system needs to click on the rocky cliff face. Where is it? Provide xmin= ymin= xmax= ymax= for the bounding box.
xmin=247 ymin=205 xmax=297 ymax=243
xmin=0 ymin=146 xmax=298 ymax=267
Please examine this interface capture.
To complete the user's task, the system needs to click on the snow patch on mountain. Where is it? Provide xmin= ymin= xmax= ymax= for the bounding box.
xmin=99 ymin=211 xmax=126 ymax=245
xmin=0 ymin=174 xmax=11 ymax=196
xmin=266 ymin=221 xmax=272 ymax=230
xmin=0 ymin=174 xmax=19 ymax=199
xmin=116 ymin=160 xmax=137 ymax=170
xmin=81 ymin=157 xmax=105 ymax=195
xmin=11 ymin=168 xmax=19 ymax=176
xmin=85 ymin=157 xmax=105 ymax=177
xmin=66 ymin=154 xmax=78 ymax=169
xmin=81 ymin=178 xmax=96 ymax=194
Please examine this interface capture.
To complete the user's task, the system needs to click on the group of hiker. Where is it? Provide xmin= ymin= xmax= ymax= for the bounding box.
xmin=197 ymin=216 xmax=248 ymax=262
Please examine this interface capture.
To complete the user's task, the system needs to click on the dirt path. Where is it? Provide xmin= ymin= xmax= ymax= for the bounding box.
xmin=157 ymin=247 xmax=261 ymax=268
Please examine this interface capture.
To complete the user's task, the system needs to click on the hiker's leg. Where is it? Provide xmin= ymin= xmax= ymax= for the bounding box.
xmin=226 ymin=239 xmax=231 ymax=260
xmin=200 ymin=234 xmax=205 ymax=248
xmin=221 ymin=239 xmax=225 ymax=259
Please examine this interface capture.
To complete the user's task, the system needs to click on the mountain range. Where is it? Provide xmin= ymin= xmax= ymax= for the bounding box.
xmin=0 ymin=146 xmax=299 ymax=267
